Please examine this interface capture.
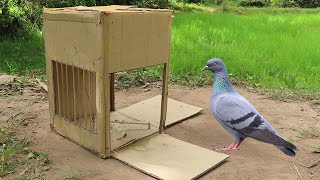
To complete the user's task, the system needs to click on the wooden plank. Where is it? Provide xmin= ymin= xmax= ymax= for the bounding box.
xmin=159 ymin=63 xmax=169 ymax=133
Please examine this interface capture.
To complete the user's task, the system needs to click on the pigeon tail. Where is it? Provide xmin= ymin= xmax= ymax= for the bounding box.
xmin=276 ymin=146 xmax=296 ymax=157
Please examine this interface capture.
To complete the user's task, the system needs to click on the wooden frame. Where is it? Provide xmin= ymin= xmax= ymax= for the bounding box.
xmin=43 ymin=5 xmax=173 ymax=158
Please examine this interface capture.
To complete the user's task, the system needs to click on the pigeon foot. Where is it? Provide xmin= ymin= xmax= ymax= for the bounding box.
xmin=215 ymin=144 xmax=241 ymax=151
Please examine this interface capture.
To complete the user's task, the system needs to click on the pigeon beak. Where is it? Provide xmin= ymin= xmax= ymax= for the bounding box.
xmin=201 ymin=66 xmax=209 ymax=71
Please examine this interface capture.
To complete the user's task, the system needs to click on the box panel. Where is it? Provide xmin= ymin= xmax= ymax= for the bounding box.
xmin=105 ymin=12 xmax=172 ymax=73
xmin=43 ymin=20 xmax=103 ymax=71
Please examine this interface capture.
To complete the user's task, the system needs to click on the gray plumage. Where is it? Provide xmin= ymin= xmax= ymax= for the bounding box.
xmin=202 ymin=58 xmax=297 ymax=156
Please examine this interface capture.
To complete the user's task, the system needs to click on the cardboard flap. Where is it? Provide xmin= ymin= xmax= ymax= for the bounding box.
xmin=111 ymin=96 xmax=203 ymax=150
xmin=118 ymin=95 xmax=203 ymax=127
xmin=113 ymin=134 xmax=229 ymax=180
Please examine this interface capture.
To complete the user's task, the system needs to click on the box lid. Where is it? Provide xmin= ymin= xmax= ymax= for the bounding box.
xmin=43 ymin=5 xmax=173 ymax=24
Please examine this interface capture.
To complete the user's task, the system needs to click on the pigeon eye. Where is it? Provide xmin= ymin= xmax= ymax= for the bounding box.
xmin=213 ymin=63 xmax=217 ymax=67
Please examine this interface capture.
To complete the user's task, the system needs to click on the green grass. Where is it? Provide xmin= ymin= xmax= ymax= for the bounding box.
xmin=0 ymin=31 xmax=45 ymax=75
xmin=1 ymin=9 xmax=320 ymax=99
xmin=170 ymin=12 xmax=320 ymax=96
xmin=0 ymin=125 xmax=50 ymax=178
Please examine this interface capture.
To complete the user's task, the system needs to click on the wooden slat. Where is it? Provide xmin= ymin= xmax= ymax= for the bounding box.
xmin=110 ymin=73 xmax=115 ymax=111
xmin=46 ymin=59 xmax=55 ymax=125
xmin=66 ymin=64 xmax=70 ymax=120
xmin=159 ymin=63 xmax=169 ymax=133
xmin=105 ymin=74 xmax=111 ymax=156
xmin=72 ymin=65 xmax=76 ymax=122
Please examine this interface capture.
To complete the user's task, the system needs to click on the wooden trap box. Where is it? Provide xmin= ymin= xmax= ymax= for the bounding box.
xmin=43 ymin=5 xmax=173 ymax=157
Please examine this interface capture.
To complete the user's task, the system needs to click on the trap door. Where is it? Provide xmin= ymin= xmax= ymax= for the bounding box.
xmin=113 ymin=134 xmax=229 ymax=180
xmin=110 ymin=95 xmax=204 ymax=150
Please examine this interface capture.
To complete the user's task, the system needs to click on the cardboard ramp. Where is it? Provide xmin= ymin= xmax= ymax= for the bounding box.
xmin=113 ymin=134 xmax=229 ymax=180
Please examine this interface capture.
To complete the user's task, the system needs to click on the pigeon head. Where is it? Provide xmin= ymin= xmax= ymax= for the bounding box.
xmin=202 ymin=58 xmax=226 ymax=73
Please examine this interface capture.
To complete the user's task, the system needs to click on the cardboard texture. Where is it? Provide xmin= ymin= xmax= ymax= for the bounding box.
xmin=113 ymin=134 xmax=229 ymax=180
xmin=111 ymin=96 xmax=203 ymax=150
xmin=110 ymin=111 xmax=158 ymax=150
xmin=43 ymin=5 xmax=173 ymax=157
xmin=118 ymin=95 xmax=203 ymax=127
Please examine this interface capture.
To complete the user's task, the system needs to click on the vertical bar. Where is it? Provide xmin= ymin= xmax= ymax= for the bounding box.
xmin=105 ymin=73 xmax=111 ymax=156
xmin=159 ymin=63 xmax=169 ymax=133
xmin=77 ymin=66 xmax=80 ymax=125
xmin=66 ymin=65 xmax=70 ymax=120
xmin=57 ymin=62 xmax=62 ymax=116
xmin=72 ymin=65 xmax=76 ymax=122
xmin=110 ymin=73 xmax=115 ymax=111
xmin=83 ymin=67 xmax=88 ymax=129
xmin=88 ymin=71 xmax=92 ymax=131
xmin=60 ymin=62 xmax=64 ymax=117
xmin=47 ymin=60 xmax=55 ymax=126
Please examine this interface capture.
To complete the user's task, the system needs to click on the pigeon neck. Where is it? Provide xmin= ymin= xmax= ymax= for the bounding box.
xmin=213 ymin=71 xmax=235 ymax=93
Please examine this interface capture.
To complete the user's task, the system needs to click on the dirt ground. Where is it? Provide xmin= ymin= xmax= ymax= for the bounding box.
xmin=1 ymin=79 xmax=320 ymax=180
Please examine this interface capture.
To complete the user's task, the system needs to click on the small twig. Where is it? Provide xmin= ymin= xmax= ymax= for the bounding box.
xmin=2 ymin=171 xmax=14 ymax=176
xmin=22 ymin=116 xmax=37 ymax=122
xmin=6 ymin=112 xmax=22 ymax=122
xmin=312 ymin=164 xmax=320 ymax=175
xmin=309 ymin=158 xmax=320 ymax=168
xmin=19 ymin=165 xmax=31 ymax=176
xmin=111 ymin=121 xmax=151 ymax=129
xmin=296 ymin=162 xmax=310 ymax=168
xmin=296 ymin=158 xmax=320 ymax=169
xmin=0 ymin=106 xmax=12 ymax=114
xmin=36 ymin=78 xmax=48 ymax=92
xmin=293 ymin=162 xmax=303 ymax=180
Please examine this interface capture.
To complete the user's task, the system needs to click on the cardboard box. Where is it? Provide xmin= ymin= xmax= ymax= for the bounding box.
xmin=43 ymin=5 xmax=173 ymax=157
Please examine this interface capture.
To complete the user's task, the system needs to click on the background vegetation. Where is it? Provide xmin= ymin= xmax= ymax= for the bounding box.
xmin=1 ymin=0 xmax=320 ymax=99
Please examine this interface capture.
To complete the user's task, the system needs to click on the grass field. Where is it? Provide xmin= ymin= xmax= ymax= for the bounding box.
xmin=0 ymin=32 xmax=45 ymax=75
xmin=170 ymin=12 xmax=320 ymax=92
xmin=1 ymin=10 xmax=320 ymax=98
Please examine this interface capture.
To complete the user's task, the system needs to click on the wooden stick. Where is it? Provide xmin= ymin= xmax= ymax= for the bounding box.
xmin=77 ymin=66 xmax=80 ymax=125
xmin=19 ymin=165 xmax=31 ymax=176
xmin=35 ymin=79 xmax=48 ymax=92
xmin=66 ymin=65 xmax=70 ymax=120
xmin=110 ymin=73 xmax=115 ymax=111
xmin=72 ymin=65 xmax=76 ymax=122
xmin=111 ymin=121 xmax=151 ymax=129
xmin=83 ymin=68 xmax=87 ymax=129
xmin=159 ymin=63 xmax=169 ymax=133
xmin=60 ymin=62 xmax=64 ymax=117
xmin=56 ymin=62 xmax=61 ymax=116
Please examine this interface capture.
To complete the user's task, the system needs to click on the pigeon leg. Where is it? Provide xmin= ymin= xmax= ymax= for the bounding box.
xmin=215 ymin=137 xmax=244 ymax=151
xmin=230 ymin=138 xmax=244 ymax=150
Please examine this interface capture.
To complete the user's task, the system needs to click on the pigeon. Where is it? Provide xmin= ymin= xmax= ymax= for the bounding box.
xmin=202 ymin=58 xmax=297 ymax=156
